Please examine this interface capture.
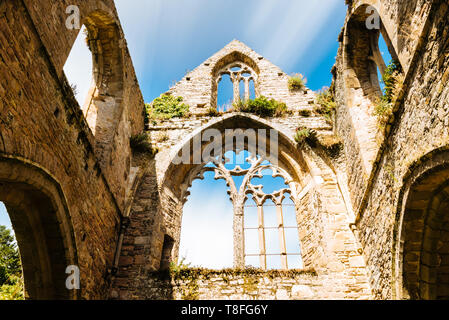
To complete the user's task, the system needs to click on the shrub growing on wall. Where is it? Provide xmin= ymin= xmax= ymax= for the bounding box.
xmin=146 ymin=94 xmax=190 ymax=120
xmin=294 ymin=126 xmax=317 ymax=146
xmin=382 ymin=60 xmax=402 ymax=104
xmin=234 ymin=96 xmax=288 ymax=118
xmin=130 ymin=133 xmax=158 ymax=156
xmin=288 ymin=73 xmax=307 ymax=91
xmin=374 ymin=60 xmax=403 ymax=127
xmin=315 ymin=86 xmax=337 ymax=124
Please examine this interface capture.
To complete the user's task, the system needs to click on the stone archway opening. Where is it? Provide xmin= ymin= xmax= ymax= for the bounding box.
xmin=217 ymin=74 xmax=234 ymax=112
xmin=214 ymin=62 xmax=258 ymax=112
xmin=0 ymin=201 xmax=23 ymax=300
xmin=396 ymin=152 xmax=449 ymax=300
xmin=0 ymin=158 xmax=78 ymax=300
xmin=64 ymin=25 xmax=93 ymax=108
xmin=178 ymin=164 xmax=234 ymax=269
xmin=63 ymin=11 xmax=125 ymax=165
xmin=160 ymin=114 xmax=310 ymax=271
xmin=243 ymin=163 xmax=303 ymax=270
xmin=211 ymin=52 xmax=260 ymax=110
xmin=345 ymin=4 xmax=402 ymax=102
xmin=340 ymin=4 xmax=405 ymax=176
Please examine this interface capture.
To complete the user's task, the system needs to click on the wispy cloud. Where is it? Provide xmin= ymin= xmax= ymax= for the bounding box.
xmin=246 ymin=0 xmax=343 ymax=70
xmin=179 ymin=177 xmax=234 ymax=269
xmin=64 ymin=1 xmax=346 ymax=102
xmin=115 ymin=1 xmax=163 ymax=82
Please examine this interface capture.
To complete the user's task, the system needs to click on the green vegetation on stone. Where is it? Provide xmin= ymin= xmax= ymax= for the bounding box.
xmin=374 ymin=60 xmax=403 ymax=127
xmin=0 ymin=226 xmax=23 ymax=300
xmin=145 ymin=94 xmax=190 ymax=121
xmin=130 ymin=132 xmax=158 ymax=156
xmin=288 ymin=73 xmax=306 ymax=91
xmin=315 ymin=86 xmax=337 ymax=124
xmin=294 ymin=127 xmax=317 ymax=146
xmin=233 ymin=96 xmax=288 ymax=118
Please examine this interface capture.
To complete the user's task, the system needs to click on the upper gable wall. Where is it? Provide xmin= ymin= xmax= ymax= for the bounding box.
xmin=166 ymin=40 xmax=316 ymax=114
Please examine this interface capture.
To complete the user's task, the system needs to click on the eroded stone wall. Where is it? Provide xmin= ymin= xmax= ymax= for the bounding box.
xmin=334 ymin=0 xmax=449 ymax=299
xmin=0 ymin=0 xmax=144 ymax=298
xmin=112 ymin=270 xmax=369 ymax=300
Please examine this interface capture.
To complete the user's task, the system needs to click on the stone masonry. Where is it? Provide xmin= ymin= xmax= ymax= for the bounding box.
xmin=0 ymin=0 xmax=448 ymax=300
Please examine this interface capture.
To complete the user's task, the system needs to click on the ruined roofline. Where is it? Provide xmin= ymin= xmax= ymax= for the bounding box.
xmin=149 ymin=39 xmax=312 ymax=115
xmin=178 ymin=39 xmax=295 ymax=87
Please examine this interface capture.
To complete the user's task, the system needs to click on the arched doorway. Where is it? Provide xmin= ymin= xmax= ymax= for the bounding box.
xmin=0 ymin=157 xmax=78 ymax=299
xmin=395 ymin=150 xmax=449 ymax=300
xmin=63 ymin=10 xmax=125 ymax=165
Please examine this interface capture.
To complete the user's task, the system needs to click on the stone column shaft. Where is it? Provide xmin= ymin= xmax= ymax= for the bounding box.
xmin=244 ymin=78 xmax=250 ymax=101
xmin=232 ymin=77 xmax=240 ymax=104
xmin=233 ymin=203 xmax=245 ymax=268
xmin=258 ymin=205 xmax=267 ymax=270
xmin=276 ymin=205 xmax=288 ymax=270
xmin=370 ymin=34 xmax=387 ymax=76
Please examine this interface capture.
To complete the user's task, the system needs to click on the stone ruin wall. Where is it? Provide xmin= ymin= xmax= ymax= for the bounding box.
xmin=166 ymin=40 xmax=314 ymax=114
xmin=0 ymin=0 xmax=144 ymax=298
xmin=111 ymin=38 xmax=372 ymax=299
xmin=1 ymin=0 xmax=447 ymax=300
xmin=334 ymin=0 xmax=449 ymax=299
xmin=335 ymin=0 xmax=434 ymax=226
xmin=121 ymin=270 xmax=370 ymax=300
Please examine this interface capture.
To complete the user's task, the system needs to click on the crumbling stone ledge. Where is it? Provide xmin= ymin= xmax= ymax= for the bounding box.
xmin=123 ymin=268 xmax=357 ymax=300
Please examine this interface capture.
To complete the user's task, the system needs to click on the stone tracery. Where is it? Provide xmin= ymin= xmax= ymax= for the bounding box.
xmin=215 ymin=62 xmax=258 ymax=106
xmin=181 ymin=151 xmax=301 ymax=270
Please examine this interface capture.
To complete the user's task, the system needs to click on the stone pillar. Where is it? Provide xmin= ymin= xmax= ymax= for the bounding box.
xmin=233 ymin=201 xmax=245 ymax=268
xmin=244 ymin=78 xmax=250 ymax=101
xmin=231 ymin=75 xmax=240 ymax=104
xmin=370 ymin=33 xmax=387 ymax=76
xmin=258 ymin=205 xmax=267 ymax=270
xmin=276 ymin=205 xmax=288 ymax=270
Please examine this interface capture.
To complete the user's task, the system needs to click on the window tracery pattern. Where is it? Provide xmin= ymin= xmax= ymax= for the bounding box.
xmin=215 ymin=62 xmax=258 ymax=106
xmin=181 ymin=152 xmax=302 ymax=270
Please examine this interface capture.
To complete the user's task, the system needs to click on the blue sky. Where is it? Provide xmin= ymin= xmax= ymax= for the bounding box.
xmin=0 ymin=202 xmax=10 ymax=230
xmin=64 ymin=0 xmax=348 ymax=105
xmin=114 ymin=0 xmax=347 ymax=102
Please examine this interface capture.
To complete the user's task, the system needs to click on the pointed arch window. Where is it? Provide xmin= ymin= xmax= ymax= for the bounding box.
xmin=214 ymin=62 xmax=258 ymax=111
xmin=180 ymin=150 xmax=303 ymax=270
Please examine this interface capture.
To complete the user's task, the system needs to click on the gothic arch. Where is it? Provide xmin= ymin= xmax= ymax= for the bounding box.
xmin=0 ymin=156 xmax=79 ymax=300
xmin=64 ymin=9 xmax=125 ymax=167
xmin=339 ymin=3 xmax=404 ymax=177
xmin=211 ymin=52 xmax=261 ymax=108
xmin=162 ymin=113 xmax=309 ymax=198
xmin=344 ymin=3 xmax=401 ymax=102
xmin=159 ymin=113 xmax=322 ymax=269
xmin=394 ymin=148 xmax=449 ymax=300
